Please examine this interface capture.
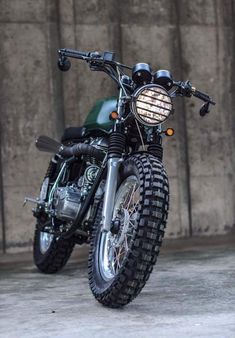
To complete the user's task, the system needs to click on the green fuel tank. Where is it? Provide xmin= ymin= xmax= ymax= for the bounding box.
xmin=84 ymin=97 xmax=117 ymax=133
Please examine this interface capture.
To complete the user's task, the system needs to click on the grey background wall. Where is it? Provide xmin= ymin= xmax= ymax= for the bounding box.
xmin=0 ymin=0 xmax=234 ymax=253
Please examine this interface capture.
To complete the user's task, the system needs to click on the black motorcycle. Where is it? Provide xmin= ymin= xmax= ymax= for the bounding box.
xmin=25 ymin=49 xmax=215 ymax=308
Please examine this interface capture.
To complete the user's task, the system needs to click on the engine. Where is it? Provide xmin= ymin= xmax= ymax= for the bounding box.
xmin=52 ymin=165 xmax=100 ymax=223
xmin=52 ymin=137 xmax=107 ymax=223
xmin=53 ymin=185 xmax=81 ymax=222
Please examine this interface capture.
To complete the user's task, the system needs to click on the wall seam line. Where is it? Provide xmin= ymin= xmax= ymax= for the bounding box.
xmin=0 ymin=119 xmax=6 ymax=253
xmin=174 ymin=0 xmax=193 ymax=236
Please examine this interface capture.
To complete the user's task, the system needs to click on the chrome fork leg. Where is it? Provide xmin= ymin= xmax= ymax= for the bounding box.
xmin=101 ymin=157 xmax=121 ymax=233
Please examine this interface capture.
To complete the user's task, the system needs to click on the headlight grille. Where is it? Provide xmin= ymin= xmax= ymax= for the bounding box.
xmin=132 ymin=85 xmax=173 ymax=126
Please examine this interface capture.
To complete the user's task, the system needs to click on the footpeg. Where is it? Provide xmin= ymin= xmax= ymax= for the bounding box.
xmin=23 ymin=197 xmax=41 ymax=207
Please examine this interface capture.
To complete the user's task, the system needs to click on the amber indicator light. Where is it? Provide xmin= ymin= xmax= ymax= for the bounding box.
xmin=110 ymin=111 xmax=119 ymax=120
xmin=165 ymin=128 xmax=175 ymax=136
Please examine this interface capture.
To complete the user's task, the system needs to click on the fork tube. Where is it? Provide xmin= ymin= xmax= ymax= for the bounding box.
xmin=101 ymin=85 xmax=126 ymax=232
xmin=101 ymin=157 xmax=121 ymax=232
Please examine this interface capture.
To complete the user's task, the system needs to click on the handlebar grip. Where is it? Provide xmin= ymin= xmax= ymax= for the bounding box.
xmin=58 ymin=48 xmax=89 ymax=59
xmin=65 ymin=49 xmax=88 ymax=57
xmin=192 ymin=88 xmax=215 ymax=105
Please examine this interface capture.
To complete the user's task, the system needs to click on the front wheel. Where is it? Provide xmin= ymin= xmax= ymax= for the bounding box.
xmin=88 ymin=153 xmax=169 ymax=307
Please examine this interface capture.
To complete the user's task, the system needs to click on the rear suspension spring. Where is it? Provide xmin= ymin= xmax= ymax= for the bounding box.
xmin=44 ymin=156 xmax=58 ymax=179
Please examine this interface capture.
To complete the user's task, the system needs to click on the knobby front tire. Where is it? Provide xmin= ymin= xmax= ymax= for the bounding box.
xmin=88 ymin=153 xmax=169 ymax=308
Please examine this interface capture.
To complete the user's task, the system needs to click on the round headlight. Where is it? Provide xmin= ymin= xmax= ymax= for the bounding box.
xmin=132 ymin=84 xmax=173 ymax=126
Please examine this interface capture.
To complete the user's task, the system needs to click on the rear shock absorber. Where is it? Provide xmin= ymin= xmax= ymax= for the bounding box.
xmin=102 ymin=131 xmax=126 ymax=232
xmin=39 ymin=155 xmax=60 ymax=204
xmin=44 ymin=156 xmax=58 ymax=179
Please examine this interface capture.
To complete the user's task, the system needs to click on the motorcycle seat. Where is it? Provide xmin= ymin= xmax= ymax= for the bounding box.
xmin=61 ymin=127 xmax=86 ymax=143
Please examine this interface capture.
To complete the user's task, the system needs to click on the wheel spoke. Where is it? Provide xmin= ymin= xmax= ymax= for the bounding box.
xmin=125 ymin=184 xmax=138 ymax=210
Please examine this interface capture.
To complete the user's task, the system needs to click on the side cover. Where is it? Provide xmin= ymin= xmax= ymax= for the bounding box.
xmin=84 ymin=97 xmax=117 ymax=133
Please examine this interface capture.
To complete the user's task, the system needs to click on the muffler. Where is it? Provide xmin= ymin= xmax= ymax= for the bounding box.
xmin=35 ymin=135 xmax=61 ymax=153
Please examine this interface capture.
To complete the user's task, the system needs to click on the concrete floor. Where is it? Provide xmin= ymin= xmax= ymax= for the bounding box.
xmin=0 ymin=237 xmax=235 ymax=338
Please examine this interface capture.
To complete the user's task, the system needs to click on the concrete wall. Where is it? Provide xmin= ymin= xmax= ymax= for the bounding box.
xmin=0 ymin=0 xmax=234 ymax=253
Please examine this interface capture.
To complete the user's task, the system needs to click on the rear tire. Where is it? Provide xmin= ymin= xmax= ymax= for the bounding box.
xmin=88 ymin=153 xmax=169 ymax=307
xmin=33 ymin=227 xmax=75 ymax=274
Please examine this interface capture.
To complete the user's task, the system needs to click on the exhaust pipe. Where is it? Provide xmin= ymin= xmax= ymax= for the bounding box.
xmin=59 ymin=143 xmax=105 ymax=161
xmin=35 ymin=135 xmax=105 ymax=161
xmin=35 ymin=135 xmax=61 ymax=153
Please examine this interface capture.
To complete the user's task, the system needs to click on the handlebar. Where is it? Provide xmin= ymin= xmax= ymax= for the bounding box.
xmin=192 ymin=87 xmax=215 ymax=105
xmin=173 ymin=80 xmax=215 ymax=115
xmin=58 ymin=48 xmax=103 ymax=72
xmin=174 ymin=80 xmax=215 ymax=104
xmin=58 ymin=48 xmax=117 ymax=64
xmin=57 ymin=48 xmax=216 ymax=116
xmin=58 ymin=48 xmax=91 ymax=59
xmin=58 ymin=48 xmax=119 ymax=73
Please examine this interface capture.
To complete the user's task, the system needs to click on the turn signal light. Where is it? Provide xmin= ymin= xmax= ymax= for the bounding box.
xmin=165 ymin=128 xmax=175 ymax=136
xmin=110 ymin=111 xmax=119 ymax=120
